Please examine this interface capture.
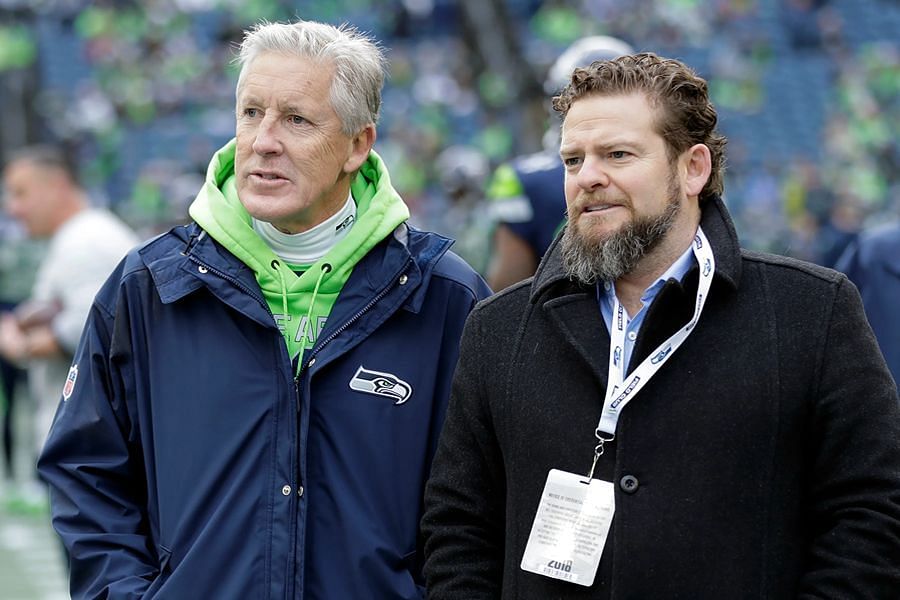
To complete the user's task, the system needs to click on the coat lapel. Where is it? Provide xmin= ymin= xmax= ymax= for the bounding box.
xmin=542 ymin=290 xmax=611 ymax=392
xmin=532 ymin=232 xmax=611 ymax=391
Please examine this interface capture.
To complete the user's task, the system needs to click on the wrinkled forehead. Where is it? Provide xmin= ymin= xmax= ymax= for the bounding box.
xmin=236 ymin=51 xmax=334 ymax=96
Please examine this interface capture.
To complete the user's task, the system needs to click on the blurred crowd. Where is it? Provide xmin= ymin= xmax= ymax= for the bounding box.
xmin=0 ymin=0 xmax=897 ymax=270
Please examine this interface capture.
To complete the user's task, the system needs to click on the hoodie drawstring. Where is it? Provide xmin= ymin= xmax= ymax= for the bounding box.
xmin=295 ymin=262 xmax=332 ymax=377
xmin=272 ymin=260 xmax=289 ymax=317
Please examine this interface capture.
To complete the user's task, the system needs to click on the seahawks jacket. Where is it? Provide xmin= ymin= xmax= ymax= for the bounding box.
xmin=38 ymin=216 xmax=490 ymax=599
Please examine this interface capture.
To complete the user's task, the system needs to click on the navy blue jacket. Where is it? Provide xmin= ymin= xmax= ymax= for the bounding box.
xmin=836 ymin=222 xmax=900 ymax=387
xmin=494 ymin=151 xmax=567 ymax=259
xmin=510 ymin=156 xmax=567 ymax=258
xmin=38 ymin=221 xmax=490 ymax=599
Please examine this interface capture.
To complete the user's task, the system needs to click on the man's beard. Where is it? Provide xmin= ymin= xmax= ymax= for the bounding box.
xmin=561 ymin=180 xmax=682 ymax=285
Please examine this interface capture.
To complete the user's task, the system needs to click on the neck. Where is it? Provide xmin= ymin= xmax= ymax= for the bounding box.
xmin=254 ymin=194 xmax=356 ymax=266
xmin=51 ymin=194 xmax=87 ymax=233
xmin=276 ymin=180 xmax=352 ymax=234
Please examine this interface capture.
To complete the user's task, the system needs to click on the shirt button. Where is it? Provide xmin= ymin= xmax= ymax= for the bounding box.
xmin=619 ymin=474 xmax=639 ymax=494
xmin=281 ymin=485 xmax=291 ymax=496
xmin=297 ymin=486 xmax=304 ymax=498
xmin=399 ymin=274 xmax=408 ymax=285
xmin=603 ymin=282 xmax=611 ymax=291
xmin=627 ymin=331 xmax=637 ymax=341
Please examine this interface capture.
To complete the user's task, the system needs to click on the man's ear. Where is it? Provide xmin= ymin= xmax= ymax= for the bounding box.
xmin=343 ymin=124 xmax=377 ymax=174
xmin=682 ymin=143 xmax=712 ymax=198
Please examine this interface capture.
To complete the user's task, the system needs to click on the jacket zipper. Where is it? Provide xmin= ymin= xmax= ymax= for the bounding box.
xmin=290 ymin=258 xmax=411 ymax=598
xmin=302 ymin=258 xmax=412 ymax=371
xmin=193 ymin=252 xmax=415 ymax=597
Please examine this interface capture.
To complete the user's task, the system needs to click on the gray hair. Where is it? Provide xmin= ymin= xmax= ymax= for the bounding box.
xmin=236 ymin=20 xmax=386 ymax=136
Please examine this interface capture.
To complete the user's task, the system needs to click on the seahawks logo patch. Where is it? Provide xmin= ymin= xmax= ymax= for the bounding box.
xmin=348 ymin=366 xmax=413 ymax=405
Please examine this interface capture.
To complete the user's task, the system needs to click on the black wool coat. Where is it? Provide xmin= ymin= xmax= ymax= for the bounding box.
xmin=422 ymin=196 xmax=900 ymax=599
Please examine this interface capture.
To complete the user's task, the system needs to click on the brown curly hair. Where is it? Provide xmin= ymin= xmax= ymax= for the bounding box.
xmin=552 ymin=52 xmax=727 ymax=203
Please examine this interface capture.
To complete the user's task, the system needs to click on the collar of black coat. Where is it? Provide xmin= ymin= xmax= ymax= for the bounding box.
xmin=530 ymin=194 xmax=743 ymax=304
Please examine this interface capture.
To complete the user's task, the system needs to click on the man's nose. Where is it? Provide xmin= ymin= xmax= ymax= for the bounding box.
xmin=575 ymin=156 xmax=610 ymax=191
xmin=252 ymin=116 xmax=283 ymax=155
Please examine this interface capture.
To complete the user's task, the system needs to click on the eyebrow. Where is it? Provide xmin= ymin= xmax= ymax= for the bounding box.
xmin=236 ymin=95 xmax=307 ymax=117
xmin=560 ymin=137 xmax=641 ymax=154
xmin=278 ymin=102 xmax=305 ymax=115
xmin=236 ymin=93 xmax=260 ymax=107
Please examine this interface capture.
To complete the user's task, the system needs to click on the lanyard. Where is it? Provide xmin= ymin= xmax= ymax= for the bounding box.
xmin=586 ymin=227 xmax=715 ymax=479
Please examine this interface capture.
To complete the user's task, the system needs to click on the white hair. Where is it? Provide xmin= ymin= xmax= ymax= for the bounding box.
xmin=236 ymin=20 xmax=386 ymax=135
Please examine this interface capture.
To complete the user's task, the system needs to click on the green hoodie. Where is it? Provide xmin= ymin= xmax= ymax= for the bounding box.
xmin=189 ymin=139 xmax=409 ymax=368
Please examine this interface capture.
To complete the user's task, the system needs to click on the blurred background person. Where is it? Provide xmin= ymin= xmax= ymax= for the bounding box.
xmin=0 ymin=145 xmax=139 ymax=499
xmin=432 ymin=144 xmax=493 ymax=274
xmin=0 ymin=216 xmax=45 ymax=501
xmin=835 ymin=218 xmax=900 ymax=387
xmin=485 ymin=35 xmax=635 ymax=290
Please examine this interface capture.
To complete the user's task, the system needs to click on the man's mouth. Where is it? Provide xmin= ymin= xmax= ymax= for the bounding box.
xmin=251 ymin=170 xmax=288 ymax=181
xmin=583 ymin=203 xmax=623 ymax=214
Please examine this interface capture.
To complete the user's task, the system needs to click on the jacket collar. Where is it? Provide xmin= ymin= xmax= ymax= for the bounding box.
xmin=138 ymin=221 xmax=453 ymax=325
xmin=531 ymin=194 xmax=742 ymax=303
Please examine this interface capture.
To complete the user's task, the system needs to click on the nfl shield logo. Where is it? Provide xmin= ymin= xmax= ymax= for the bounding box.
xmin=62 ymin=364 xmax=78 ymax=400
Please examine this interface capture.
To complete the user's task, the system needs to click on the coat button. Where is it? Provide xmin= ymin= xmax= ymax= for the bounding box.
xmin=281 ymin=485 xmax=291 ymax=496
xmin=297 ymin=486 xmax=304 ymax=498
xmin=198 ymin=265 xmax=209 ymax=274
xmin=399 ymin=274 xmax=408 ymax=285
xmin=619 ymin=475 xmax=639 ymax=494
xmin=308 ymin=357 xmax=316 ymax=368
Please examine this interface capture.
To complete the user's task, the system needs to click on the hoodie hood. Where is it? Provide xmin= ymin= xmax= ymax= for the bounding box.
xmin=188 ymin=139 xmax=409 ymax=364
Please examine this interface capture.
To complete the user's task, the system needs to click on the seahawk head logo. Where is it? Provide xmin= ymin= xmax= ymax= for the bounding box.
xmin=349 ymin=366 xmax=413 ymax=405
xmin=650 ymin=345 xmax=672 ymax=364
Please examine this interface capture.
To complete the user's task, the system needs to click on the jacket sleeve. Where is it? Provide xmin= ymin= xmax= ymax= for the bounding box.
xmin=798 ymin=276 xmax=900 ymax=597
xmin=421 ymin=307 xmax=506 ymax=599
xmin=37 ymin=275 xmax=158 ymax=599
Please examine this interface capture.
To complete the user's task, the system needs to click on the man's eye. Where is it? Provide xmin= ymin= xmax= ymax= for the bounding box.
xmin=289 ymin=115 xmax=306 ymax=125
xmin=610 ymin=150 xmax=628 ymax=159
xmin=563 ymin=157 xmax=582 ymax=167
xmin=243 ymin=108 xmax=259 ymax=118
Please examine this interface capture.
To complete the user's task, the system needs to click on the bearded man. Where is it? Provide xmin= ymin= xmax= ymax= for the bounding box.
xmin=421 ymin=53 xmax=900 ymax=599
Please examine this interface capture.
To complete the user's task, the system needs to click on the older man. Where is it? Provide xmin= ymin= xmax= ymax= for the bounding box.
xmin=38 ymin=20 xmax=489 ymax=599
xmin=422 ymin=53 xmax=900 ymax=599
